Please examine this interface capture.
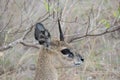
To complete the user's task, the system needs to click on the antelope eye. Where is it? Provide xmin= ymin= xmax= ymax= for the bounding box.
xmin=61 ymin=48 xmax=74 ymax=58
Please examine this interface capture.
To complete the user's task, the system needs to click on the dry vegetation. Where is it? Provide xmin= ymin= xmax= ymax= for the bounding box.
xmin=0 ymin=0 xmax=120 ymax=80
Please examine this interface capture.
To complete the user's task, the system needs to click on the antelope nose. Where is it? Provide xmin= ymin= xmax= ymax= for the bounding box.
xmin=77 ymin=54 xmax=84 ymax=62
xmin=81 ymin=58 xmax=84 ymax=62
xmin=74 ymin=54 xmax=84 ymax=65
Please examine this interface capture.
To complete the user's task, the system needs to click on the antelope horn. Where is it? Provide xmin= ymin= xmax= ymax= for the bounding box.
xmin=58 ymin=19 xmax=64 ymax=41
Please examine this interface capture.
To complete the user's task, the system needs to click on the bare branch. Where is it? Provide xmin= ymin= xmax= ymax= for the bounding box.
xmin=0 ymin=15 xmax=13 ymax=32
xmin=0 ymin=0 xmax=9 ymax=16
xmin=0 ymin=39 xmax=40 ymax=51
xmin=86 ymin=15 xmax=90 ymax=35
xmin=69 ymin=25 xmax=120 ymax=43
xmin=20 ymin=41 xmax=39 ymax=49
xmin=22 ymin=25 xmax=34 ymax=40
xmin=37 ymin=12 xmax=49 ymax=21
xmin=0 ymin=39 xmax=22 ymax=51
xmin=0 ymin=12 xmax=52 ymax=51
xmin=0 ymin=24 xmax=35 ymax=51
xmin=0 ymin=4 xmax=55 ymax=52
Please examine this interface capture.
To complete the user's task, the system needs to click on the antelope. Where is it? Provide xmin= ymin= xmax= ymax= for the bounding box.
xmin=34 ymin=19 xmax=84 ymax=80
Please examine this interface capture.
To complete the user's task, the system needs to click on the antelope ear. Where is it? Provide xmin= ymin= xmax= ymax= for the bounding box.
xmin=34 ymin=23 xmax=51 ymax=47
xmin=58 ymin=19 xmax=64 ymax=41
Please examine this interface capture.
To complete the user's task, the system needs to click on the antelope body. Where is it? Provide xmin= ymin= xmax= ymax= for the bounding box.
xmin=34 ymin=20 xmax=84 ymax=80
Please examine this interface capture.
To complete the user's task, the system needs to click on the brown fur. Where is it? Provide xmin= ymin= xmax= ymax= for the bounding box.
xmin=34 ymin=40 xmax=82 ymax=80
xmin=35 ymin=47 xmax=58 ymax=80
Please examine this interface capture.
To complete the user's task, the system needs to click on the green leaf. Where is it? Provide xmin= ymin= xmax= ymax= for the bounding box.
xmin=100 ymin=19 xmax=107 ymax=24
xmin=105 ymin=22 xmax=110 ymax=28
xmin=113 ymin=11 xmax=118 ymax=17
xmin=118 ymin=6 xmax=120 ymax=15
xmin=113 ymin=4 xmax=120 ymax=18
xmin=44 ymin=0 xmax=49 ymax=12
xmin=100 ymin=19 xmax=110 ymax=28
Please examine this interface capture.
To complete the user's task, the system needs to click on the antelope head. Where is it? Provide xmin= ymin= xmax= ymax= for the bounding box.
xmin=34 ymin=19 xmax=84 ymax=68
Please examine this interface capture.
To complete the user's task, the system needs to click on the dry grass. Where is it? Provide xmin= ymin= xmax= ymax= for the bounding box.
xmin=0 ymin=0 xmax=120 ymax=80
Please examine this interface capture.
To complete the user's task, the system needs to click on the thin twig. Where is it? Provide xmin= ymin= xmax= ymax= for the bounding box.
xmin=0 ymin=15 xmax=13 ymax=32
xmin=86 ymin=15 xmax=90 ymax=35
xmin=20 ymin=41 xmax=39 ymax=49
